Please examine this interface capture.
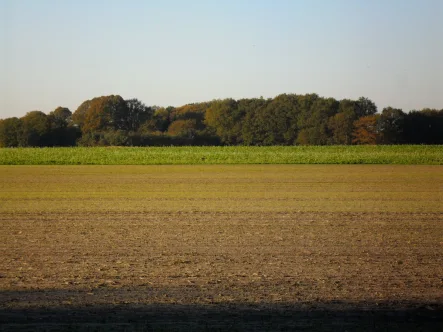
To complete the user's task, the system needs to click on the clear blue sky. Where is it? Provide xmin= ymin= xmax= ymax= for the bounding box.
xmin=1 ymin=0 xmax=442 ymax=118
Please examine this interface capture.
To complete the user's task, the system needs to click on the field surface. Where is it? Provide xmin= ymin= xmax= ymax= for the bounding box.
xmin=1 ymin=165 xmax=442 ymax=331
xmin=1 ymin=145 xmax=443 ymax=165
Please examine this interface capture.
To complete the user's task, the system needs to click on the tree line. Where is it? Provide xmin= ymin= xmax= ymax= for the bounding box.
xmin=1 ymin=94 xmax=442 ymax=147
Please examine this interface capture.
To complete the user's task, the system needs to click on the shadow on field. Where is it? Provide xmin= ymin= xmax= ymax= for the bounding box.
xmin=1 ymin=290 xmax=442 ymax=331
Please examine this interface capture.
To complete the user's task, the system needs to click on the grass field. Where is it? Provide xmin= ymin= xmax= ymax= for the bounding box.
xmin=1 ymin=165 xmax=442 ymax=330
xmin=1 ymin=145 xmax=443 ymax=165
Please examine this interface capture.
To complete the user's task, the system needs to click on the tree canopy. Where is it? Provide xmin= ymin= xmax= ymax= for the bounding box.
xmin=1 ymin=93 xmax=442 ymax=147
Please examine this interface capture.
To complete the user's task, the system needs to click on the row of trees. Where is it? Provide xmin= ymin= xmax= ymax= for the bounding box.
xmin=0 ymin=107 xmax=79 ymax=147
xmin=1 ymin=94 xmax=442 ymax=147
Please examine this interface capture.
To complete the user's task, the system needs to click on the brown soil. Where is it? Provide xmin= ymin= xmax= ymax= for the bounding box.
xmin=0 ymin=165 xmax=442 ymax=330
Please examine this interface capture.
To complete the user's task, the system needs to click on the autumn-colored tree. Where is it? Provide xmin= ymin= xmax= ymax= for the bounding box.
xmin=170 ymin=103 xmax=209 ymax=122
xmin=72 ymin=99 xmax=91 ymax=129
xmin=5 ymin=92 xmax=442 ymax=147
xmin=81 ymin=97 xmax=112 ymax=134
xmin=167 ymin=119 xmax=198 ymax=138
xmin=73 ymin=95 xmax=128 ymax=134
xmin=352 ymin=115 xmax=380 ymax=144
xmin=169 ymin=102 xmax=209 ymax=137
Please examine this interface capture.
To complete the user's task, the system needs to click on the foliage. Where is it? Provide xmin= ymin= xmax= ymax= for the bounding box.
xmin=328 ymin=99 xmax=358 ymax=145
xmin=167 ymin=119 xmax=198 ymax=138
xmin=71 ymin=99 xmax=91 ymax=129
xmin=355 ymin=97 xmax=378 ymax=118
xmin=0 ymin=117 xmax=23 ymax=147
xmin=403 ymin=109 xmax=443 ymax=144
xmin=0 ymin=146 xmax=442 ymax=165
xmin=242 ymin=95 xmax=300 ymax=146
xmin=205 ymin=99 xmax=243 ymax=145
xmin=48 ymin=107 xmax=79 ymax=146
xmin=21 ymin=111 xmax=51 ymax=147
xmin=377 ymin=107 xmax=405 ymax=144
xmin=124 ymin=98 xmax=153 ymax=132
xmin=80 ymin=95 xmax=127 ymax=133
xmin=1 ymin=93 xmax=442 ymax=147
xmin=352 ymin=115 xmax=379 ymax=145
xmin=296 ymin=96 xmax=339 ymax=145
xmin=49 ymin=107 xmax=72 ymax=129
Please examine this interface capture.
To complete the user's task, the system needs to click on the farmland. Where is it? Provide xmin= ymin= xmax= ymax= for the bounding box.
xmin=1 ymin=145 xmax=443 ymax=165
xmin=1 ymin=165 xmax=442 ymax=330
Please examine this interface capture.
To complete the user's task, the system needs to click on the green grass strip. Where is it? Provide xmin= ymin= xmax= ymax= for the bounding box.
xmin=0 ymin=146 xmax=442 ymax=165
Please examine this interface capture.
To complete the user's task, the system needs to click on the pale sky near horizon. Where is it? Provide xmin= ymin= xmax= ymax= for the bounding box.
xmin=1 ymin=0 xmax=442 ymax=118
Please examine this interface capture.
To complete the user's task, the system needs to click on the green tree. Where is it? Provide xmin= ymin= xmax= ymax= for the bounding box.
xmin=296 ymin=96 xmax=339 ymax=145
xmin=49 ymin=107 xmax=72 ymax=129
xmin=355 ymin=97 xmax=378 ymax=118
xmin=48 ymin=107 xmax=79 ymax=146
xmin=0 ymin=117 xmax=23 ymax=147
xmin=328 ymin=112 xmax=354 ymax=145
xmin=205 ymin=99 xmax=243 ymax=145
xmin=403 ymin=109 xmax=443 ymax=144
xmin=138 ymin=107 xmax=174 ymax=134
xmin=124 ymin=99 xmax=153 ymax=132
xmin=328 ymin=99 xmax=358 ymax=145
xmin=21 ymin=111 xmax=51 ymax=146
xmin=240 ymin=98 xmax=271 ymax=145
xmin=377 ymin=107 xmax=405 ymax=144
xmin=241 ymin=94 xmax=301 ymax=146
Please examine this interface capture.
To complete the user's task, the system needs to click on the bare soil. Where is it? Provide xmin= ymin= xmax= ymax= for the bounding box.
xmin=0 ymin=165 xmax=442 ymax=330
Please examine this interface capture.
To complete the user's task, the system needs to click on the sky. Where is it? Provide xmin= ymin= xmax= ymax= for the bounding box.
xmin=1 ymin=0 xmax=442 ymax=118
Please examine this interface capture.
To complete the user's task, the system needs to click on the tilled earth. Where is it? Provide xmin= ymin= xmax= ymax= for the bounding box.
xmin=0 ymin=165 xmax=442 ymax=331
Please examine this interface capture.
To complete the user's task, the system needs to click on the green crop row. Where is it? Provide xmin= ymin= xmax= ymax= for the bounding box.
xmin=0 ymin=145 xmax=442 ymax=165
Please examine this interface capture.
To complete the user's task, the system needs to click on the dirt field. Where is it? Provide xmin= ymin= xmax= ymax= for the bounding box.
xmin=1 ymin=165 xmax=442 ymax=331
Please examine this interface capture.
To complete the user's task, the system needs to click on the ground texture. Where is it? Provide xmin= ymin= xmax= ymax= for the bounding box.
xmin=0 ymin=165 xmax=442 ymax=331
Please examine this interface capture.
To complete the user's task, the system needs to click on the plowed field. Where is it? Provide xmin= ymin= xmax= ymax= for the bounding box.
xmin=1 ymin=165 xmax=442 ymax=331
